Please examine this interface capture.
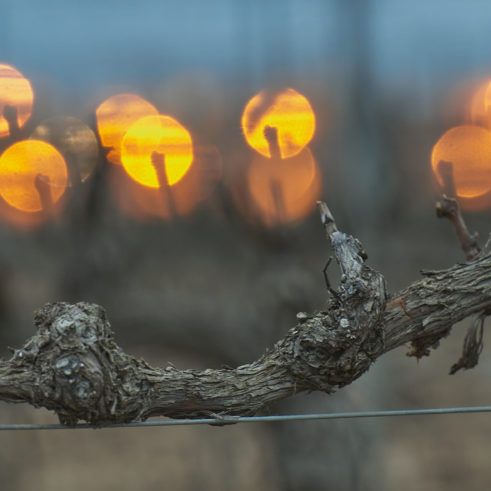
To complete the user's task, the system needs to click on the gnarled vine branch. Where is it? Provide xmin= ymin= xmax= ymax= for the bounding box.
xmin=0 ymin=202 xmax=489 ymax=426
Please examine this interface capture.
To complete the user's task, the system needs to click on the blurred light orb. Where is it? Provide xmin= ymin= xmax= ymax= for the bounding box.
xmin=247 ymin=148 xmax=322 ymax=225
xmin=0 ymin=63 xmax=34 ymax=138
xmin=241 ymin=88 xmax=315 ymax=159
xmin=484 ymin=82 xmax=491 ymax=113
xmin=110 ymin=145 xmax=222 ymax=221
xmin=31 ymin=116 xmax=99 ymax=183
xmin=0 ymin=140 xmax=68 ymax=212
xmin=431 ymin=125 xmax=491 ymax=198
xmin=95 ymin=93 xmax=159 ymax=165
xmin=121 ymin=115 xmax=193 ymax=188
xmin=468 ymin=80 xmax=491 ymax=128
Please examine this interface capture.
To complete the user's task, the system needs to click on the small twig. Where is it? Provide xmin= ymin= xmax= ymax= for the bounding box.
xmin=150 ymin=151 xmax=176 ymax=218
xmin=450 ymin=313 xmax=486 ymax=375
xmin=270 ymin=179 xmax=286 ymax=224
xmin=435 ymin=160 xmax=480 ymax=260
xmin=322 ymin=257 xmax=340 ymax=301
xmin=263 ymin=126 xmax=286 ymax=224
xmin=65 ymin=151 xmax=83 ymax=190
xmin=34 ymin=174 xmax=54 ymax=215
xmin=263 ymin=125 xmax=281 ymax=160
xmin=2 ymin=104 xmax=21 ymax=141
xmin=436 ymin=196 xmax=480 ymax=260
xmin=437 ymin=160 xmax=457 ymax=197
xmin=317 ymin=201 xmax=338 ymax=234
xmin=323 ymin=257 xmax=333 ymax=290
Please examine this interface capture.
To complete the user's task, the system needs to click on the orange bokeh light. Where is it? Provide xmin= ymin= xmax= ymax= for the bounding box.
xmin=31 ymin=116 xmax=99 ymax=184
xmin=468 ymin=79 xmax=491 ymax=128
xmin=110 ymin=144 xmax=222 ymax=221
xmin=121 ymin=115 xmax=194 ymax=188
xmin=241 ymin=88 xmax=316 ymax=159
xmin=0 ymin=64 xmax=34 ymax=139
xmin=95 ymin=93 xmax=159 ymax=165
xmin=484 ymin=83 xmax=491 ymax=113
xmin=0 ymin=140 xmax=67 ymax=212
xmin=246 ymin=148 xmax=322 ymax=225
xmin=431 ymin=125 xmax=491 ymax=199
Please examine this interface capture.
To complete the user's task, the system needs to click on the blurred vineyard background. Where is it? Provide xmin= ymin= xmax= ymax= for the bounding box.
xmin=0 ymin=1 xmax=491 ymax=490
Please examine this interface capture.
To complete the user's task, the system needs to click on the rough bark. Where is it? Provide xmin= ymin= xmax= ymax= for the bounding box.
xmin=0 ymin=203 xmax=489 ymax=426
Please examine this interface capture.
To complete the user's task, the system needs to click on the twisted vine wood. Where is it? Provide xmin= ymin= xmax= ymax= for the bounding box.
xmin=0 ymin=202 xmax=489 ymax=426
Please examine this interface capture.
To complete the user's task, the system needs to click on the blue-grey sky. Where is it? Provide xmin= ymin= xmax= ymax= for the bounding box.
xmin=2 ymin=0 xmax=491 ymax=108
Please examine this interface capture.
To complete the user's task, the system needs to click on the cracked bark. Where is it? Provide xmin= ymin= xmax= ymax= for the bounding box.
xmin=0 ymin=202 xmax=489 ymax=426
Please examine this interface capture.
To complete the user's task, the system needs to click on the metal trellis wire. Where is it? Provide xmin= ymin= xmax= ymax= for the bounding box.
xmin=1 ymin=405 xmax=491 ymax=431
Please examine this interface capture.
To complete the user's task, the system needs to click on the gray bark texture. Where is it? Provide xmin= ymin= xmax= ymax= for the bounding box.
xmin=0 ymin=202 xmax=489 ymax=426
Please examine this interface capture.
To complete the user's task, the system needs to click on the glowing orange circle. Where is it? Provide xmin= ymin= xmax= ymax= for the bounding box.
xmin=467 ymin=79 xmax=491 ymax=128
xmin=0 ymin=140 xmax=67 ymax=212
xmin=241 ymin=88 xmax=316 ymax=159
xmin=121 ymin=115 xmax=194 ymax=188
xmin=0 ymin=64 xmax=34 ymax=139
xmin=247 ymin=148 xmax=322 ymax=224
xmin=95 ymin=93 xmax=159 ymax=165
xmin=31 ymin=116 xmax=99 ymax=183
xmin=431 ymin=125 xmax=491 ymax=198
